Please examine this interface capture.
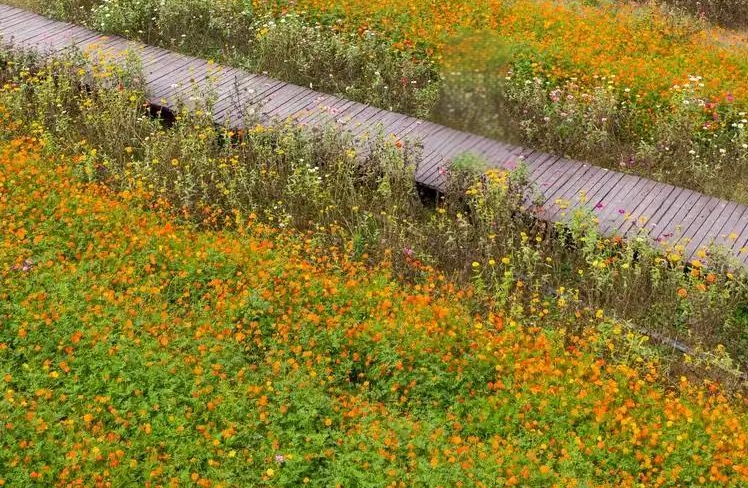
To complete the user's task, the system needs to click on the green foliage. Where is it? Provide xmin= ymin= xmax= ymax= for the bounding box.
xmin=1 ymin=49 xmax=746 ymax=385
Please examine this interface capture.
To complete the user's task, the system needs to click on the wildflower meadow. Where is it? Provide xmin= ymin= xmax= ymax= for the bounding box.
xmin=2 ymin=114 xmax=748 ymax=487
xmin=2 ymin=2 xmax=748 ymax=486
xmin=9 ymin=0 xmax=748 ymax=201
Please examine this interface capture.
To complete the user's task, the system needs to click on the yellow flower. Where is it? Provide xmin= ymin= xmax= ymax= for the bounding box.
xmin=266 ymin=468 xmax=275 ymax=477
xmin=501 ymin=257 xmax=510 ymax=265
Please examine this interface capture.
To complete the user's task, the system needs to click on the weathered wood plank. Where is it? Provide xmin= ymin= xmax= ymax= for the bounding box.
xmin=590 ymin=174 xmax=641 ymax=230
xmin=691 ymin=201 xmax=742 ymax=255
xmin=649 ymin=190 xmax=703 ymax=243
xmin=621 ymin=183 xmax=679 ymax=238
xmin=603 ymin=178 xmax=660 ymax=235
xmin=542 ymin=164 xmax=597 ymax=221
xmin=661 ymin=194 xmax=713 ymax=244
xmin=682 ymin=198 xmax=731 ymax=256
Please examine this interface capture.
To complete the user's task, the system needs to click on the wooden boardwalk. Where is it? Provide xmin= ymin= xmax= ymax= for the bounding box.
xmin=3 ymin=4 xmax=748 ymax=265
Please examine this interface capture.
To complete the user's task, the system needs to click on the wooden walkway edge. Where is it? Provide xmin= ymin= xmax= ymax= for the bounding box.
xmin=2 ymin=4 xmax=748 ymax=266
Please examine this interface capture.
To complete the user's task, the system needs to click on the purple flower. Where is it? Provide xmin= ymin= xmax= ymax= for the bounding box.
xmin=275 ymin=454 xmax=286 ymax=464
xmin=12 ymin=258 xmax=34 ymax=272
xmin=595 ymin=202 xmax=604 ymax=210
xmin=618 ymin=209 xmax=626 ymax=214
xmin=403 ymin=247 xmax=415 ymax=257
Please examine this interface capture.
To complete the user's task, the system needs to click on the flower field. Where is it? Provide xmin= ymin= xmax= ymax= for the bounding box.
xmin=256 ymin=0 xmax=748 ymax=100
xmin=1 ymin=128 xmax=748 ymax=485
xmin=8 ymin=0 xmax=748 ymax=201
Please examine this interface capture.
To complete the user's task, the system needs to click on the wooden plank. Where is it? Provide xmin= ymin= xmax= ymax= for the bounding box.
xmin=29 ymin=25 xmax=97 ymax=51
xmin=210 ymin=74 xmax=258 ymax=120
xmin=372 ymin=111 xmax=409 ymax=136
xmin=289 ymin=94 xmax=337 ymax=123
xmin=331 ymin=100 xmax=370 ymax=123
xmin=139 ymin=49 xmax=176 ymax=69
xmin=273 ymin=92 xmax=319 ymax=120
xmin=231 ymin=77 xmax=286 ymax=105
xmin=402 ymin=119 xmax=444 ymax=143
xmin=589 ymin=174 xmax=641 ymax=230
xmin=678 ymin=196 xmax=722 ymax=249
xmin=259 ymin=84 xmax=305 ymax=112
xmin=214 ymin=74 xmax=271 ymax=126
xmin=602 ymin=178 xmax=660 ymax=235
xmin=540 ymin=159 xmax=585 ymax=202
xmin=392 ymin=118 xmax=426 ymax=143
xmin=549 ymin=165 xmax=604 ymax=212
xmin=712 ymin=206 xmax=748 ymax=256
xmin=0 ymin=17 xmax=48 ymax=40
xmin=584 ymin=171 xmax=624 ymax=210
xmin=387 ymin=113 xmax=416 ymax=133
xmin=298 ymin=98 xmax=356 ymax=126
xmin=143 ymin=56 xmax=202 ymax=89
xmin=16 ymin=23 xmax=75 ymax=46
xmin=464 ymin=136 xmax=508 ymax=161
xmin=493 ymin=145 xmax=529 ymax=169
xmin=346 ymin=106 xmax=386 ymax=135
xmin=0 ymin=15 xmax=54 ymax=41
xmin=0 ymin=21 xmax=65 ymax=49
xmin=45 ymin=29 xmax=101 ymax=52
xmin=533 ymin=156 xmax=572 ymax=196
xmin=476 ymin=141 xmax=514 ymax=166
xmin=272 ymin=88 xmax=321 ymax=119
xmin=543 ymin=160 xmax=590 ymax=203
xmin=542 ymin=163 xmax=596 ymax=220
xmin=526 ymin=152 xmax=559 ymax=179
xmin=0 ymin=5 xmax=34 ymax=16
xmin=539 ymin=160 xmax=589 ymax=218
xmin=691 ymin=201 xmax=743 ymax=255
xmin=683 ymin=199 xmax=734 ymax=257
xmin=726 ymin=208 xmax=748 ymax=256
xmin=0 ymin=11 xmax=41 ymax=30
xmin=660 ymin=193 xmax=713 ymax=245
xmin=419 ymin=131 xmax=476 ymax=182
xmin=649 ymin=190 xmax=702 ymax=244
xmin=621 ymin=183 xmax=678 ymax=238
xmin=422 ymin=129 xmax=474 ymax=165
xmin=147 ymin=63 xmax=223 ymax=103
